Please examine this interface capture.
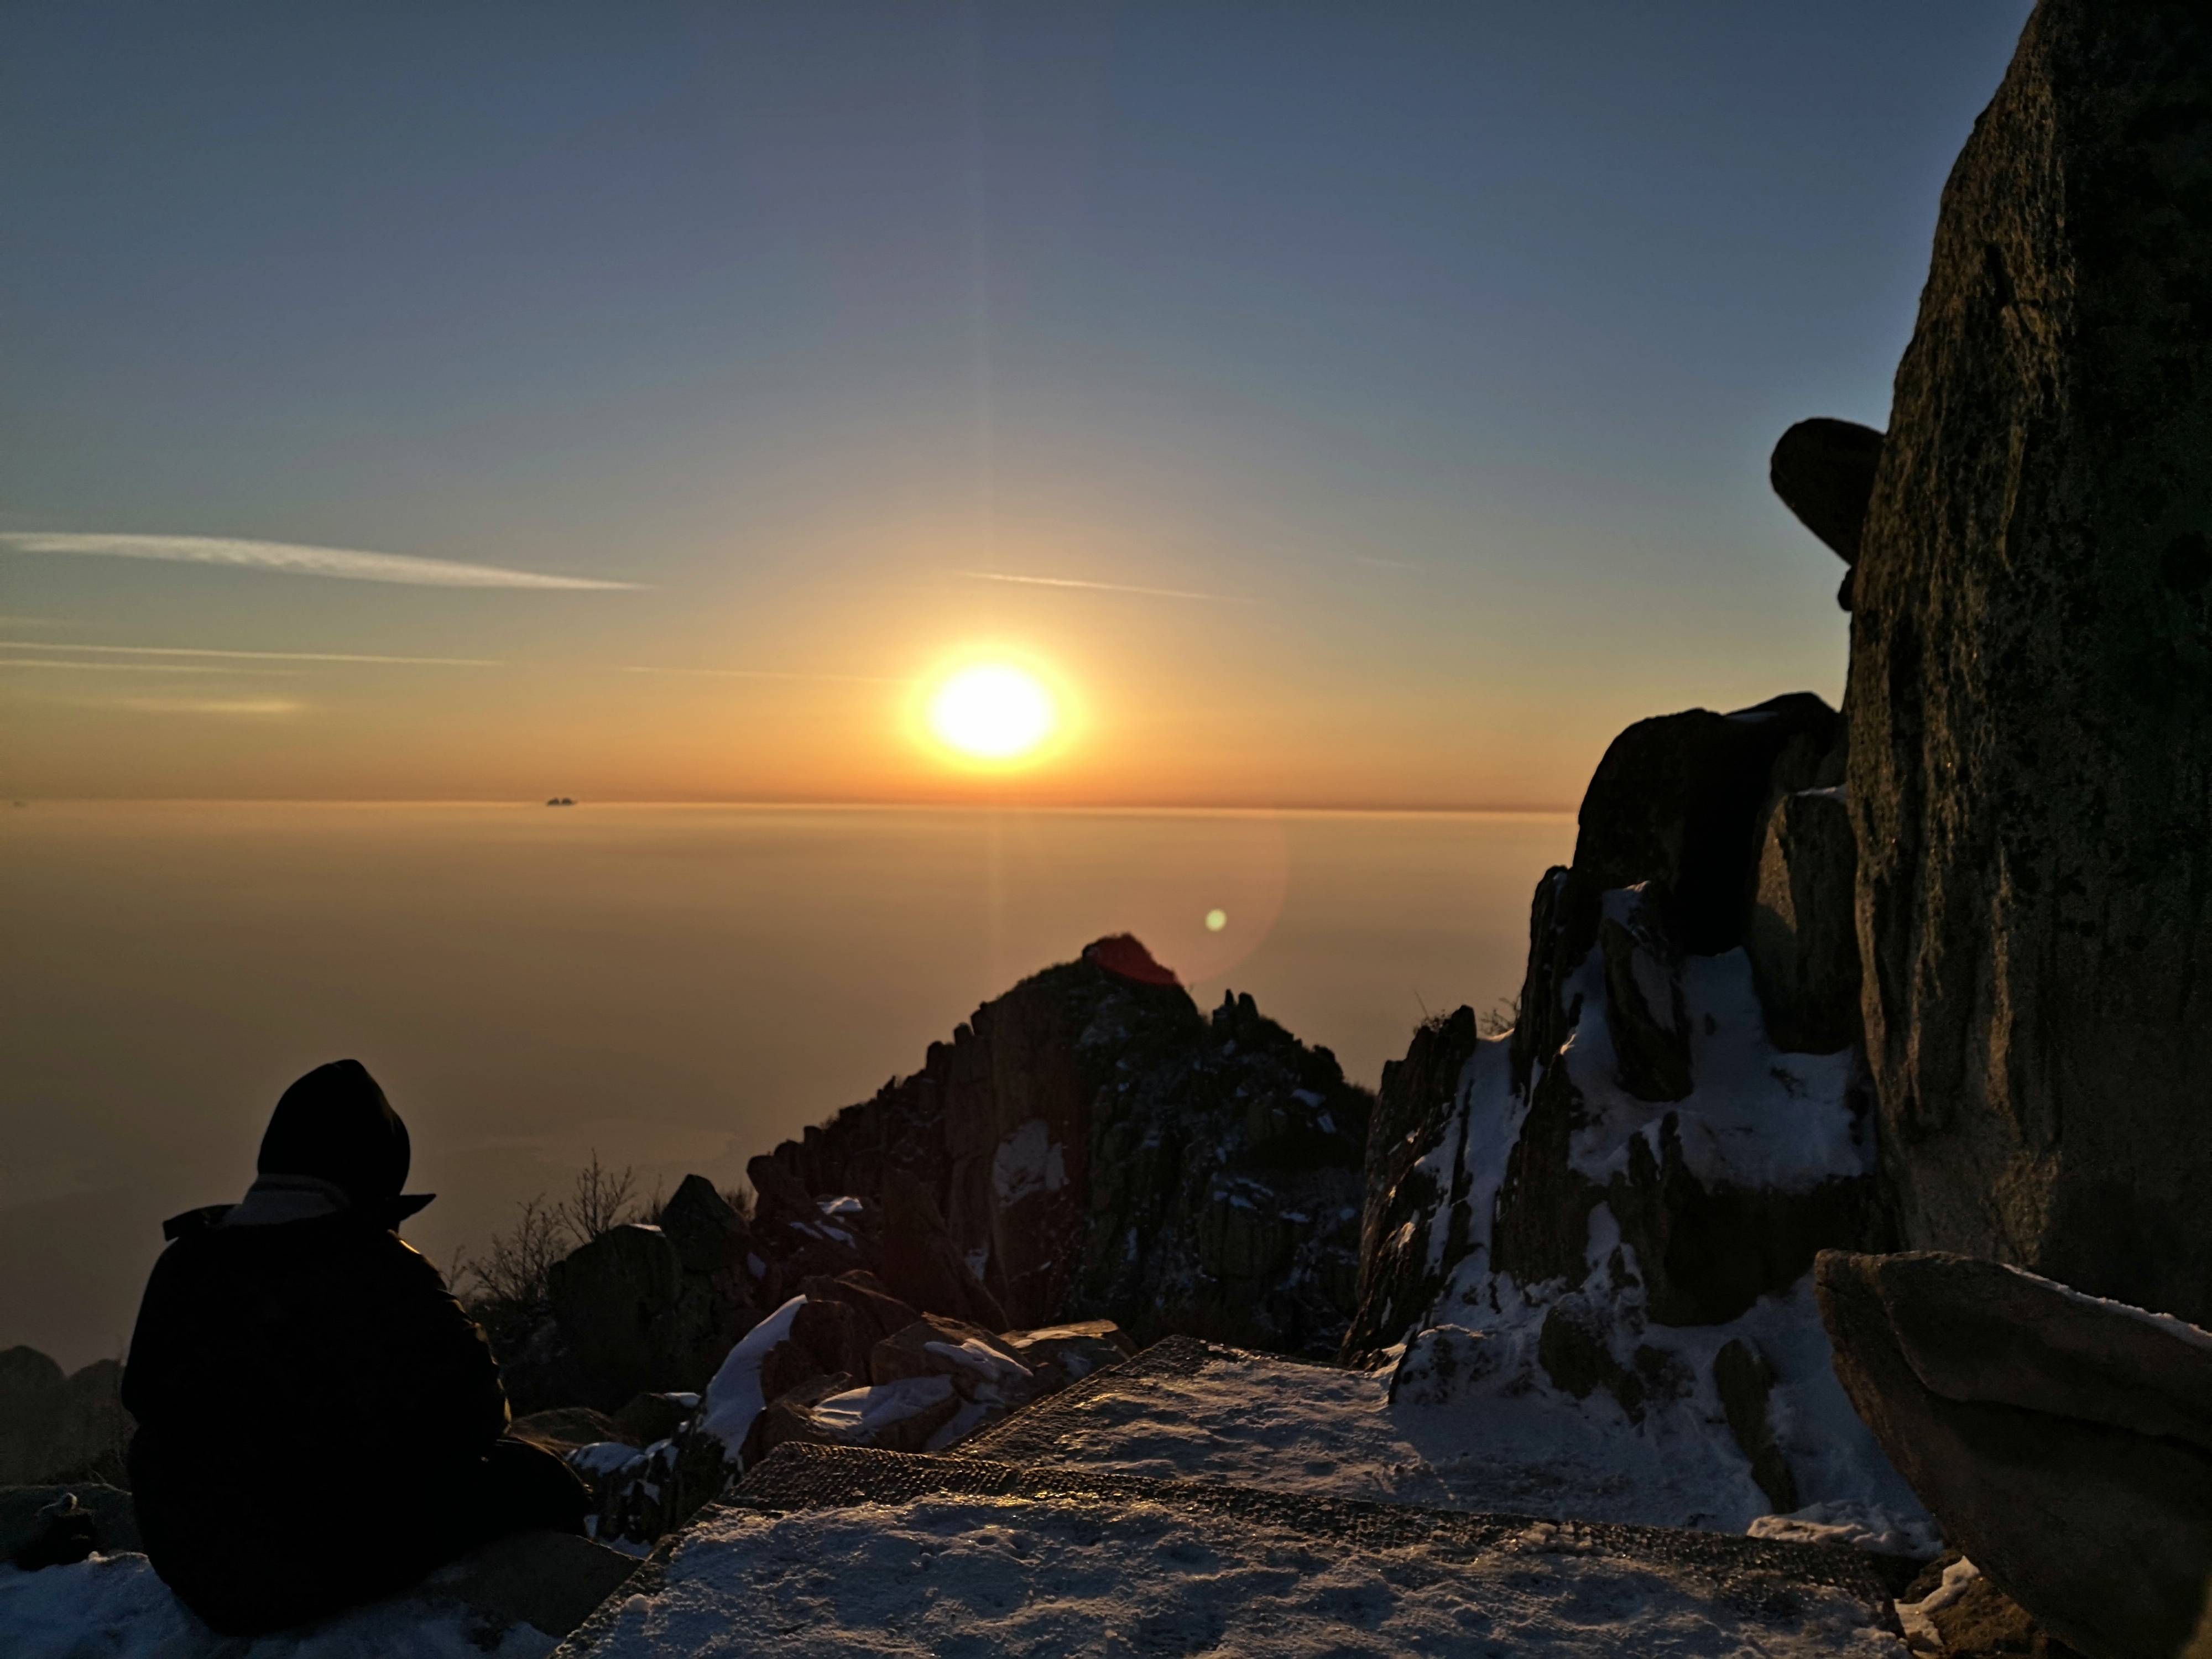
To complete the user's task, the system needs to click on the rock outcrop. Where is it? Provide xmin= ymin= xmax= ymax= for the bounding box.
xmin=749 ymin=936 xmax=1371 ymax=1358
xmin=0 ymin=1347 xmax=129 ymax=1487
xmin=1769 ymin=417 xmax=1884 ymax=611
xmin=1847 ymin=0 xmax=2212 ymax=1325
xmin=1817 ymin=1249 xmax=2212 ymax=1659
xmin=1341 ymin=691 xmax=1918 ymax=1533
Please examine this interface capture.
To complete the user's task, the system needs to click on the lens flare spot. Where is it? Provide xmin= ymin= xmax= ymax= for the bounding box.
xmin=1205 ymin=908 xmax=1228 ymax=932
xmin=927 ymin=663 xmax=1058 ymax=761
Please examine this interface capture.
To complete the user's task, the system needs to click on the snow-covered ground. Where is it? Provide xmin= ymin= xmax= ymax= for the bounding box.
xmin=974 ymin=1329 xmax=1928 ymax=1543
xmin=575 ymin=1493 xmax=1907 ymax=1657
xmin=0 ymin=1553 xmax=557 ymax=1659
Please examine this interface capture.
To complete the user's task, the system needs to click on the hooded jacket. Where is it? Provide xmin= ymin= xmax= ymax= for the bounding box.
xmin=120 ymin=1061 xmax=508 ymax=1634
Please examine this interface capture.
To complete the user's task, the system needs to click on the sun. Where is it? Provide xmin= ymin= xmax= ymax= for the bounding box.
xmin=926 ymin=662 xmax=1059 ymax=762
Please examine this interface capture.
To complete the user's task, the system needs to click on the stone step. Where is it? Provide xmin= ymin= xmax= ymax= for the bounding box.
xmin=550 ymin=1441 xmax=1907 ymax=1655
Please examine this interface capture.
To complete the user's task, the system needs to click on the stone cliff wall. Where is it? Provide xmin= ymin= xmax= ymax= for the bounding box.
xmin=1849 ymin=0 xmax=2212 ymax=1322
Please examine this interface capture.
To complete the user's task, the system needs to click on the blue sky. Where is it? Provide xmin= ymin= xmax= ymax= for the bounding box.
xmin=1 ymin=2 xmax=2032 ymax=805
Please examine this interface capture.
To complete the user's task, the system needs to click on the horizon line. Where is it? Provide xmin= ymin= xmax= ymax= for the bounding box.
xmin=1 ymin=794 xmax=1579 ymax=818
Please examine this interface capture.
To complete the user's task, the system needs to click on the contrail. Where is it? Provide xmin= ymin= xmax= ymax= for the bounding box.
xmin=0 ymin=641 xmax=502 ymax=667
xmin=0 ymin=658 xmax=299 ymax=675
xmin=0 ymin=531 xmax=639 ymax=591
xmin=622 ymin=666 xmax=910 ymax=685
xmin=947 ymin=570 xmax=1255 ymax=604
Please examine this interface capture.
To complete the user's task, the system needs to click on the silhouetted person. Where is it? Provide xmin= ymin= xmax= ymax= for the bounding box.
xmin=121 ymin=1060 xmax=588 ymax=1636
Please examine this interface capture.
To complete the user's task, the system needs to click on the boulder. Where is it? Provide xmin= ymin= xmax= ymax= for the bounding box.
xmin=1815 ymin=1249 xmax=2212 ymax=1659
xmin=870 ymin=1314 xmax=1035 ymax=1405
xmin=998 ymin=1320 xmax=1134 ymax=1391
xmin=1847 ymin=0 xmax=2212 ymax=1323
xmin=1745 ymin=787 xmax=1859 ymax=1055
xmin=547 ymin=1224 xmax=688 ymax=1410
xmin=742 ymin=1372 xmax=858 ymax=1464
xmin=788 ymin=1295 xmax=875 ymax=1385
xmin=799 ymin=1270 xmax=921 ymax=1344
xmin=807 ymin=1376 xmax=964 ymax=1454
xmin=656 ymin=1175 xmax=749 ymax=1277
xmin=1564 ymin=693 xmax=1840 ymax=958
xmin=1769 ymin=417 xmax=1884 ymax=607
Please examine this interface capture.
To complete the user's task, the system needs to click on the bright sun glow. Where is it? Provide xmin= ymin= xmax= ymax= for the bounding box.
xmin=926 ymin=663 xmax=1059 ymax=761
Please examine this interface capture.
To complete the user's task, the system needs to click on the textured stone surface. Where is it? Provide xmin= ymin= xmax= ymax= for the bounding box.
xmin=753 ymin=941 xmax=1371 ymax=1358
xmin=1847 ymin=0 xmax=2212 ymax=1323
xmin=1746 ymin=787 xmax=1860 ymax=1055
xmin=1713 ymin=1338 xmax=1798 ymax=1515
xmin=1770 ymin=418 xmax=1885 ymax=609
xmin=547 ymin=1224 xmax=695 ymax=1410
xmin=1817 ymin=1249 xmax=2212 ymax=1659
xmin=424 ymin=1528 xmax=639 ymax=1640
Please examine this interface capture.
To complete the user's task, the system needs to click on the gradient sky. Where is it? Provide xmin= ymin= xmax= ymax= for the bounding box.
xmin=2 ymin=2 xmax=2032 ymax=808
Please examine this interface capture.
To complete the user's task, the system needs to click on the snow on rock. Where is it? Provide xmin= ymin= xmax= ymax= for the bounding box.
xmin=809 ymin=1376 xmax=954 ymax=1443
xmin=0 ymin=1555 xmax=556 ymax=1659
xmin=1747 ymin=1500 xmax=1941 ymax=1559
xmin=572 ymin=1494 xmax=1908 ymax=1658
xmin=698 ymin=1295 xmax=806 ymax=1458
xmin=990 ymin=1118 xmax=1066 ymax=1206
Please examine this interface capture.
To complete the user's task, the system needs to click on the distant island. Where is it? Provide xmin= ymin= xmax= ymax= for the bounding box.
xmin=546 ymin=797 xmax=576 ymax=807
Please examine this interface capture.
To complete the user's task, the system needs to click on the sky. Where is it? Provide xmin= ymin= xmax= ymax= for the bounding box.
xmin=1 ymin=2 xmax=2033 ymax=810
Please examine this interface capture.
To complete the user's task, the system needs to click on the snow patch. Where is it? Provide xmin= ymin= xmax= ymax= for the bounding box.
xmin=0 ymin=1554 xmax=557 ymax=1659
xmin=990 ymin=1118 xmax=1066 ymax=1206
xmin=572 ymin=1493 xmax=1906 ymax=1657
xmin=810 ymin=1376 xmax=955 ymax=1441
xmin=698 ymin=1295 xmax=806 ymax=1457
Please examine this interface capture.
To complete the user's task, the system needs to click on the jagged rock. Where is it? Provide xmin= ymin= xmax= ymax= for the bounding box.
xmin=742 ymin=1372 xmax=858 ymax=1464
xmin=998 ymin=1321 xmax=1134 ymax=1391
xmin=1343 ymin=1008 xmax=1483 ymax=1366
xmin=1817 ymin=1249 xmax=2212 ymax=1659
xmin=1770 ymin=418 xmax=1884 ymax=610
xmin=870 ymin=1314 xmax=1035 ymax=1406
xmin=610 ymin=1392 xmax=693 ymax=1447
xmin=807 ymin=1376 xmax=964 ymax=1454
xmin=1846 ymin=0 xmax=2212 ymax=1324
xmin=797 ymin=1270 xmax=921 ymax=1343
xmin=1563 ymin=693 xmax=1840 ymax=958
xmin=788 ymin=1296 xmax=875 ymax=1385
xmin=547 ymin=1224 xmax=691 ymax=1411
xmin=1599 ymin=884 xmax=1692 ymax=1101
xmin=0 ymin=1348 xmax=130 ymax=1486
xmin=1745 ymin=787 xmax=1859 ymax=1054
xmin=1538 ymin=1295 xmax=1645 ymax=1420
xmin=657 ymin=1175 xmax=749 ymax=1277
xmin=877 ymin=1170 xmax=1008 ymax=1331
xmin=752 ymin=942 xmax=1371 ymax=1359
xmin=1714 ymin=1338 xmax=1798 ymax=1514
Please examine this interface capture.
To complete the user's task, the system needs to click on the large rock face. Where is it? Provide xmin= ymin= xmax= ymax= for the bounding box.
xmin=1848 ymin=0 xmax=2212 ymax=1322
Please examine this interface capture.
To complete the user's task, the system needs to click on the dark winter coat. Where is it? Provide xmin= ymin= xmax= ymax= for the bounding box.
xmin=119 ymin=1060 xmax=512 ymax=1634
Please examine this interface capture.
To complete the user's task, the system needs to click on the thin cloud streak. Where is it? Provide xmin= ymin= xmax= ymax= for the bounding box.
xmin=108 ymin=697 xmax=305 ymax=716
xmin=0 ymin=532 xmax=639 ymax=591
xmin=0 ymin=658 xmax=299 ymax=676
xmin=947 ymin=570 xmax=1255 ymax=604
xmin=0 ymin=641 xmax=502 ymax=666
xmin=622 ymin=666 xmax=910 ymax=685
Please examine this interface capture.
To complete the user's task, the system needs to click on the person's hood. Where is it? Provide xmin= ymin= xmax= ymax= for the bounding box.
xmin=251 ymin=1059 xmax=433 ymax=1225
